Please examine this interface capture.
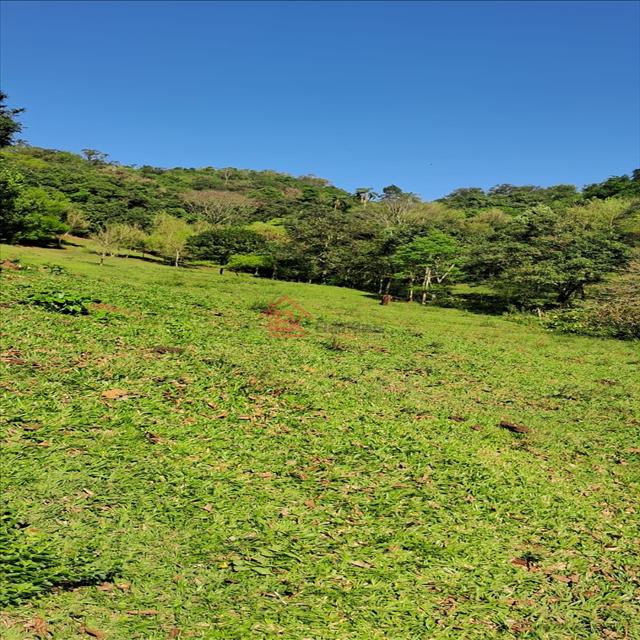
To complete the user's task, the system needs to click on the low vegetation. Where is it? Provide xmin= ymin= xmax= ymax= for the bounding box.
xmin=1 ymin=242 xmax=639 ymax=638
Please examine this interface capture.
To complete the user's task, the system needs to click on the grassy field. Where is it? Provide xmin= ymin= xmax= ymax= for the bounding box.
xmin=1 ymin=241 xmax=639 ymax=639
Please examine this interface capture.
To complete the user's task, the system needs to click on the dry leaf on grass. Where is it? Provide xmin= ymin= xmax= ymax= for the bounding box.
xmin=510 ymin=557 xmax=539 ymax=571
xmin=81 ymin=627 xmax=107 ymax=639
xmin=126 ymin=609 xmax=159 ymax=616
xmin=349 ymin=560 xmax=373 ymax=569
xmin=24 ymin=617 xmax=50 ymax=638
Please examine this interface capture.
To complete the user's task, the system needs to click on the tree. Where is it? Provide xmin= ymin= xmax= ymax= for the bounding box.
xmin=64 ymin=210 xmax=91 ymax=237
xmin=581 ymin=259 xmax=640 ymax=338
xmin=438 ymin=187 xmax=490 ymax=212
xmin=10 ymin=188 xmax=70 ymax=245
xmin=81 ymin=149 xmax=109 ymax=165
xmin=108 ymin=223 xmax=149 ymax=257
xmin=0 ymin=92 xmax=25 ymax=148
xmin=246 ymin=220 xmax=289 ymax=243
xmin=355 ymin=187 xmax=375 ymax=206
xmin=0 ymin=164 xmax=25 ymax=241
xmin=583 ymin=171 xmax=640 ymax=200
xmin=181 ymin=190 xmax=257 ymax=225
xmin=188 ymin=227 xmax=266 ymax=264
xmin=564 ymin=197 xmax=639 ymax=242
xmin=148 ymin=213 xmax=193 ymax=266
xmin=92 ymin=225 xmax=121 ymax=265
xmin=286 ymin=206 xmax=379 ymax=284
xmin=465 ymin=206 xmax=631 ymax=307
xmin=378 ymin=185 xmax=421 ymax=225
xmin=393 ymin=231 xmax=460 ymax=303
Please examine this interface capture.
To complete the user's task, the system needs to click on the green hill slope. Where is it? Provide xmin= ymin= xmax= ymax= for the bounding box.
xmin=1 ymin=243 xmax=638 ymax=639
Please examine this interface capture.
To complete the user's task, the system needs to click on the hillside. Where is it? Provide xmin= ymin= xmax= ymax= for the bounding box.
xmin=0 ymin=145 xmax=351 ymax=229
xmin=3 ymin=142 xmax=639 ymax=342
xmin=1 ymin=242 xmax=638 ymax=639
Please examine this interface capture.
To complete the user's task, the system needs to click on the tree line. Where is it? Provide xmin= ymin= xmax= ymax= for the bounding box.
xmin=1 ymin=93 xmax=638 ymax=338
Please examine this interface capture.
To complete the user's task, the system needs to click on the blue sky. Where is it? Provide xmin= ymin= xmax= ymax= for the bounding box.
xmin=1 ymin=1 xmax=638 ymax=199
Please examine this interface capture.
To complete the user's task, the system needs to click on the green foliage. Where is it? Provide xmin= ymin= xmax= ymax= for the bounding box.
xmin=465 ymin=206 xmax=631 ymax=307
xmin=245 ymin=219 xmax=289 ymax=242
xmin=0 ymin=145 xmax=351 ymax=232
xmin=392 ymin=231 xmax=460 ymax=302
xmin=8 ymin=187 xmax=70 ymax=245
xmin=24 ymin=290 xmax=91 ymax=315
xmin=147 ymin=213 xmax=194 ymax=266
xmin=42 ymin=262 xmax=70 ymax=275
xmin=0 ymin=508 xmax=113 ymax=606
xmin=64 ymin=210 xmax=91 ymax=237
xmin=544 ymin=260 xmax=640 ymax=339
xmin=188 ymin=227 xmax=266 ymax=264
xmin=0 ymin=162 xmax=25 ymax=241
xmin=439 ymin=183 xmax=582 ymax=215
xmin=0 ymin=91 xmax=24 ymax=148
xmin=583 ymin=170 xmax=640 ymax=200
xmin=226 ymin=252 xmax=273 ymax=274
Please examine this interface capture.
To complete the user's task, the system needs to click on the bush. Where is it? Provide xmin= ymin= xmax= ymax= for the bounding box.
xmin=24 ymin=290 xmax=91 ymax=315
xmin=42 ymin=262 xmax=69 ymax=275
xmin=188 ymin=227 xmax=266 ymax=263
xmin=226 ymin=252 xmax=272 ymax=275
xmin=543 ymin=262 xmax=640 ymax=340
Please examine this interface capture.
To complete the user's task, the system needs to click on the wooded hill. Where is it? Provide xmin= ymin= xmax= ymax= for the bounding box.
xmin=1 ymin=92 xmax=638 ymax=339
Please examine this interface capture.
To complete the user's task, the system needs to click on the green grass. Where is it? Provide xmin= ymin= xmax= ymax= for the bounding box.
xmin=1 ymin=242 xmax=639 ymax=639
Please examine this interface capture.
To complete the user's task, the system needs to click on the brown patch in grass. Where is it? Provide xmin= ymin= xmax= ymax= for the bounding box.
xmin=499 ymin=420 xmax=530 ymax=434
xmin=151 ymin=346 xmax=186 ymax=354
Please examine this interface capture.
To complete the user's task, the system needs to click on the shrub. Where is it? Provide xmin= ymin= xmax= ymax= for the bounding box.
xmin=24 ymin=290 xmax=91 ymax=315
xmin=543 ymin=261 xmax=640 ymax=340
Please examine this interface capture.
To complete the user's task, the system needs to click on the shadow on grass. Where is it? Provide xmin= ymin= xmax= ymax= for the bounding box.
xmin=360 ymin=291 xmax=512 ymax=315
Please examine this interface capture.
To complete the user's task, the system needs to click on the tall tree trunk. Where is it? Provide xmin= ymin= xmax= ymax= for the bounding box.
xmin=174 ymin=249 xmax=180 ymax=267
xmin=421 ymin=267 xmax=432 ymax=305
xmin=408 ymin=275 xmax=415 ymax=302
xmin=100 ymin=251 xmax=106 ymax=266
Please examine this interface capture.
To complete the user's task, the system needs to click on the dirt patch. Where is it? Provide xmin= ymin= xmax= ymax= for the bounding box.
xmin=151 ymin=346 xmax=186 ymax=354
xmin=0 ymin=260 xmax=21 ymax=271
xmin=499 ymin=420 xmax=530 ymax=434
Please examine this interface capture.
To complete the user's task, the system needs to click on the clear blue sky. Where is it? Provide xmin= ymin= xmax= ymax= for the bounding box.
xmin=1 ymin=1 xmax=639 ymax=199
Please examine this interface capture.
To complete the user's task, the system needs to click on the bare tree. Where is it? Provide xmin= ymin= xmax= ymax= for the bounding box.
xmin=64 ymin=210 xmax=90 ymax=237
xmin=92 ymin=226 xmax=119 ymax=265
xmin=378 ymin=185 xmax=421 ymax=226
xmin=181 ymin=190 xmax=257 ymax=225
